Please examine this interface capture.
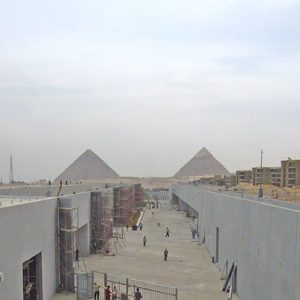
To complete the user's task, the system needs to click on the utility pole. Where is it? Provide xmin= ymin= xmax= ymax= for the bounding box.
xmin=258 ymin=149 xmax=263 ymax=199
xmin=9 ymin=156 xmax=14 ymax=184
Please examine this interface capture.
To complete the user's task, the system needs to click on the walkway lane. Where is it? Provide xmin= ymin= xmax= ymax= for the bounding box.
xmin=53 ymin=200 xmax=239 ymax=300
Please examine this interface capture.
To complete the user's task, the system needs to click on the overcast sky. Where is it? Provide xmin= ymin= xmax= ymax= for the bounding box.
xmin=1 ymin=0 xmax=300 ymax=182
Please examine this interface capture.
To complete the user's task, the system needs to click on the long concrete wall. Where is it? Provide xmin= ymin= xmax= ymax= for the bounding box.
xmin=0 ymin=183 xmax=105 ymax=198
xmin=172 ymin=184 xmax=300 ymax=300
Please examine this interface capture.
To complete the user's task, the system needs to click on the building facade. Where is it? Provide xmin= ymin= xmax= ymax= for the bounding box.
xmin=171 ymin=184 xmax=300 ymax=300
xmin=252 ymin=167 xmax=281 ymax=186
xmin=236 ymin=170 xmax=252 ymax=184
xmin=0 ymin=184 xmax=144 ymax=300
xmin=281 ymin=159 xmax=300 ymax=187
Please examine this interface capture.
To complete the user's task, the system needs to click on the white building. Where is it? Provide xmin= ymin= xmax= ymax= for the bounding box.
xmin=0 ymin=189 xmax=108 ymax=300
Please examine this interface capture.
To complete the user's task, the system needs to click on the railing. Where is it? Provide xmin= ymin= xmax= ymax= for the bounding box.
xmin=222 ymin=263 xmax=237 ymax=299
xmin=94 ymin=272 xmax=178 ymax=300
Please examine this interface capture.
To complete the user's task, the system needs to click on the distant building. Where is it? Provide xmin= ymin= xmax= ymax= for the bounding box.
xmin=252 ymin=167 xmax=281 ymax=186
xmin=192 ymin=174 xmax=236 ymax=187
xmin=281 ymin=159 xmax=300 ymax=187
xmin=224 ymin=174 xmax=237 ymax=187
xmin=236 ymin=170 xmax=252 ymax=184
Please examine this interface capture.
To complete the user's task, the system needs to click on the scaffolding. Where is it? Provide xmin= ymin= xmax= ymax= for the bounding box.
xmin=113 ymin=184 xmax=144 ymax=227
xmin=133 ymin=183 xmax=144 ymax=210
xmin=57 ymin=205 xmax=78 ymax=293
xmin=90 ymin=189 xmax=113 ymax=254
xmin=113 ymin=186 xmax=134 ymax=226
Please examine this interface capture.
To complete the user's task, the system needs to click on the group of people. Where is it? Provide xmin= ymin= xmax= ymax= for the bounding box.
xmin=94 ymin=283 xmax=142 ymax=300
xmin=141 ymin=221 xmax=170 ymax=261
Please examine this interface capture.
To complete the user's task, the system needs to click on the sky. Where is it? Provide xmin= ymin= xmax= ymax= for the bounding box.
xmin=1 ymin=0 xmax=300 ymax=182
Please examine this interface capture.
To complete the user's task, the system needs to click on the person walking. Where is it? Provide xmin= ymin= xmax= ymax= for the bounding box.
xmin=165 ymin=227 xmax=170 ymax=237
xmin=105 ymin=285 xmax=111 ymax=300
xmin=75 ymin=249 xmax=79 ymax=261
xmin=164 ymin=248 xmax=168 ymax=261
xmin=94 ymin=283 xmax=100 ymax=300
xmin=134 ymin=288 xmax=143 ymax=300
xmin=139 ymin=223 xmax=143 ymax=231
xmin=143 ymin=235 xmax=147 ymax=247
xmin=192 ymin=228 xmax=195 ymax=239
xmin=112 ymin=286 xmax=118 ymax=300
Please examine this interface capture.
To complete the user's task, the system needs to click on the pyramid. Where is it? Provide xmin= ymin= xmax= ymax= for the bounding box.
xmin=55 ymin=149 xmax=120 ymax=181
xmin=174 ymin=147 xmax=229 ymax=177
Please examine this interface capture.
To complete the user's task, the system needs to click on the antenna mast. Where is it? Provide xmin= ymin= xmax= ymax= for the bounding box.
xmin=9 ymin=155 xmax=14 ymax=184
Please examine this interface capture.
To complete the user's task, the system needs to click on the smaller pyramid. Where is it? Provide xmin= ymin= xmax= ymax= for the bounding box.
xmin=55 ymin=149 xmax=120 ymax=181
xmin=174 ymin=147 xmax=229 ymax=177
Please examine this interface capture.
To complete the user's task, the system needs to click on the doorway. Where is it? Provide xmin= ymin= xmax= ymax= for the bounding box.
xmin=23 ymin=253 xmax=42 ymax=300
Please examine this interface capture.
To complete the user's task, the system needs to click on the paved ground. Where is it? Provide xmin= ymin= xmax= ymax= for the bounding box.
xmin=53 ymin=201 xmax=238 ymax=300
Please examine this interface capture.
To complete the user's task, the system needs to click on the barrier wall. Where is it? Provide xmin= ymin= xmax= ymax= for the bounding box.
xmin=172 ymin=184 xmax=300 ymax=300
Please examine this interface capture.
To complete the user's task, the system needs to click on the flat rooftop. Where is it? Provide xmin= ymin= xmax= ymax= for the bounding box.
xmin=0 ymin=195 xmax=43 ymax=207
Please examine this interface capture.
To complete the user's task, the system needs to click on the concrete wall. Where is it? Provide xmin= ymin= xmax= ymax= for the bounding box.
xmin=0 ymin=191 xmax=92 ymax=300
xmin=78 ymin=224 xmax=89 ymax=257
xmin=59 ymin=192 xmax=91 ymax=228
xmin=172 ymin=184 xmax=300 ymax=300
xmin=0 ymin=198 xmax=57 ymax=300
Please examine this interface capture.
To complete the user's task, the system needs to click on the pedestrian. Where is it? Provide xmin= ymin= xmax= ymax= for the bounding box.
xmin=75 ymin=249 xmax=79 ymax=261
xmin=94 ymin=283 xmax=100 ymax=300
xmin=126 ymin=224 xmax=129 ymax=231
xmin=192 ymin=228 xmax=195 ymax=239
xmin=165 ymin=227 xmax=170 ymax=237
xmin=143 ymin=235 xmax=147 ymax=247
xmin=139 ymin=223 xmax=143 ymax=231
xmin=105 ymin=285 xmax=111 ymax=300
xmin=164 ymin=248 xmax=168 ymax=261
xmin=112 ymin=286 xmax=118 ymax=300
xmin=134 ymin=288 xmax=143 ymax=300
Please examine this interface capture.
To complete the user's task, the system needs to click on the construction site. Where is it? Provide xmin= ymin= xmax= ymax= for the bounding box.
xmin=0 ymin=182 xmax=145 ymax=300
xmin=1 ymin=148 xmax=300 ymax=300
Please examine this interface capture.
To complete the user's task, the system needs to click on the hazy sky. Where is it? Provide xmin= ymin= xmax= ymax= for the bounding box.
xmin=1 ymin=0 xmax=300 ymax=182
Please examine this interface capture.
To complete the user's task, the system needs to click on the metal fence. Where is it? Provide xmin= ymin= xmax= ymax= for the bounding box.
xmin=95 ymin=272 xmax=178 ymax=300
xmin=77 ymin=272 xmax=94 ymax=300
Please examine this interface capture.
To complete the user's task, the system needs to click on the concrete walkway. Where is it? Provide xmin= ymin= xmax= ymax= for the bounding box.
xmin=53 ymin=201 xmax=238 ymax=300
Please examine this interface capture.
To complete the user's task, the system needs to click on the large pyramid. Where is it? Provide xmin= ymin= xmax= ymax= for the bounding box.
xmin=55 ymin=149 xmax=120 ymax=181
xmin=174 ymin=147 xmax=229 ymax=177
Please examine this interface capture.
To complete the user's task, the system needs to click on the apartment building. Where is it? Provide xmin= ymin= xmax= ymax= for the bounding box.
xmin=252 ymin=167 xmax=281 ymax=186
xmin=236 ymin=170 xmax=252 ymax=184
xmin=281 ymin=159 xmax=300 ymax=187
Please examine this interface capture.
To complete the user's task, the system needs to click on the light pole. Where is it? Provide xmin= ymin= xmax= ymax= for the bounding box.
xmin=258 ymin=149 xmax=263 ymax=199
